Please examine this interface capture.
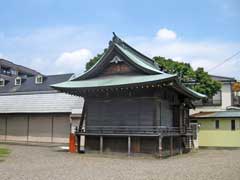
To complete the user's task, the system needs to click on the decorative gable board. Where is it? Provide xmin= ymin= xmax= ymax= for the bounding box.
xmin=95 ymin=49 xmax=143 ymax=77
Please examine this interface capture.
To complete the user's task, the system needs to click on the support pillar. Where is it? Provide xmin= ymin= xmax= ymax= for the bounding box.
xmin=100 ymin=136 xmax=103 ymax=153
xmin=191 ymin=136 xmax=195 ymax=149
xmin=179 ymin=137 xmax=183 ymax=155
xmin=170 ymin=136 xmax=173 ymax=156
xmin=189 ymin=136 xmax=192 ymax=150
xmin=128 ymin=136 xmax=131 ymax=156
xmin=158 ymin=136 xmax=163 ymax=158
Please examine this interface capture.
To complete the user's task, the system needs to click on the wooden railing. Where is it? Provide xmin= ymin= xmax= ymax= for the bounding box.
xmin=77 ymin=126 xmax=193 ymax=136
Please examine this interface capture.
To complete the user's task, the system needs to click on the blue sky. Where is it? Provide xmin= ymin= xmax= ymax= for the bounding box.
xmin=0 ymin=0 xmax=239 ymax=77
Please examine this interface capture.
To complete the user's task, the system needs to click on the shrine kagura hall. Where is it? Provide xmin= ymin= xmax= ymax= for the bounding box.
xmin=52 ymin=34 xmax=205 ymax=157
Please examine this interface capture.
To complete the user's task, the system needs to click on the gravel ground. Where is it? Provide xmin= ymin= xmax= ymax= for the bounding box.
xmin=0 ymin=144 xmax=240 ymax=180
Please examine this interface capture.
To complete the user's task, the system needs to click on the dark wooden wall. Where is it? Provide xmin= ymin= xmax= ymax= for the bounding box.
xmin=85 ymin=96 xmax=179 ymax=127
xmin=86 ymin=98 xmax=156 ymax=127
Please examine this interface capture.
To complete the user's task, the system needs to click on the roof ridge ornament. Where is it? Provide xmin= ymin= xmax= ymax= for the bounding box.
xmin=109 ymin=32 xmax=124 ymax=48
xmin=112 ymin=32 xmax=123 ymax=44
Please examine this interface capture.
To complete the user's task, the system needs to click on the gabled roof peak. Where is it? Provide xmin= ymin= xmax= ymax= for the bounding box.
xmin=72 ymin=33 xmax=166 ymax=80
xmin=108 ymin=32 xmax=124 ymax=48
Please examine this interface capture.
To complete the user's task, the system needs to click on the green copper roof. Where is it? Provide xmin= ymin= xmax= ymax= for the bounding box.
xmin=52 ymin=34 xmax=206 ymax=100
xmin=71 ymin=34 xmax=163 ymax=81
xmin=52 ymin=73 xmax=206 ymax=99
xmin=115 ymin=44 xmax=162 ymax=74
xmin=52 ymin=74 xmax=176 ymax=89
xmin=191 ymin=110 xmax=240 ymax=119
xmin=174 ymin=80 xmax=206 ymax=99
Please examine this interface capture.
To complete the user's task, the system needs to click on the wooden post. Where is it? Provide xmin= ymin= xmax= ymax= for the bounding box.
xmin=100 ymin=136 xmax=103 ymax=153
xmin=179 ymin=137 xmax=183 ymax=154
xmin=189 ymin=136 xmax=192 ymax=150
xmin=128 ymin=136 xmax=131 ymax=156
xmin=158 ymin=136 xmax=163 ymax=158
xmin=77 ymin=135 xmax=80 ymax=153
xmin=170 ymin=136 xmax=173 ymax=156
xmin=191 ymin=136 xmax=195 ymax=149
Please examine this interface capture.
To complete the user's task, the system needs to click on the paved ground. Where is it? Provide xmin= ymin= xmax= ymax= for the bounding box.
xmin=0 ymin=144 xmax=240 ymax=180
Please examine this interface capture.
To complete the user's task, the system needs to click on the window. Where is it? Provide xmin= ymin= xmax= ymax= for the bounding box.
xmin=0 ymin=78 xmax=5 ymax=87
xmin=15 ymin=77 xmax=21 ymax=86
xmin=231 ymin=120 xmax=236 ymax=131
xmin=35 ymin=75 xmax=43 ymax=84
xmin=11 ymin=70 xmax=17 ymax=75
xmin=215 ymin=120 xmax=219 ymax=129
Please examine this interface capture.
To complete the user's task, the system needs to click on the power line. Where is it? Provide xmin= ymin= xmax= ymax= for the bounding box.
xmin=208 ymin=50 xmax=240 ymax=72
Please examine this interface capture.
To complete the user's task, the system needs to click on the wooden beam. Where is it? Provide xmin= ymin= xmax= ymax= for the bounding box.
xmin=100 ymin=136 xmax=103 ymax=153
xmin=179 ymin=137 xmax=183 ymax=154
xmin=170 ymin=136 xmax=173 ymax=156
xmin=128 ymin=136 xmax=131 ymax=156
xmin=158 ymin=136 xmax=163 ymax=158
xmin=191 ymin=136 xmax=195 ymax=149
xmin=189 ymin=136 xmax=192 ymax=150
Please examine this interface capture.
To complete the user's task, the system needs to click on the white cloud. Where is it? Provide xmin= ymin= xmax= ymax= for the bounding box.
xmin=55 ymin=49 xmax=93 ymax=73
xmin=1 ymin=26 xmax=239 ymax=79
xmin=0 ymin=26 xmax=109 ymax=74
xmin=130 ymin=35 xmax=240 ymax=78
xmin=156 ymin=28 xmax=177 ymax=40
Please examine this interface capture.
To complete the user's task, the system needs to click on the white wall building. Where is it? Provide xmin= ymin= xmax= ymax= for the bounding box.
xmin=191 ymin=75 xmax=236 ymax=115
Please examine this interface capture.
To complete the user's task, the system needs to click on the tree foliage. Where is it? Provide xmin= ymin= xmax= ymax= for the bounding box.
xmin=232 ymin=82 xmax=240 ymax=92
xmin=85 ymin=49 xmax=107 ymax=71
xmin=85 ymin=53 xmax=221 ymax=97
xmin=153 ymin=56 xmax=221 ymax=97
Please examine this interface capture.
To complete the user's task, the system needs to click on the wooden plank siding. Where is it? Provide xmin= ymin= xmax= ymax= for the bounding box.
xmin=86 ymin=98 xmax=155 ymax=127
xmin=86 ymin=97 xmax=176 ymax=128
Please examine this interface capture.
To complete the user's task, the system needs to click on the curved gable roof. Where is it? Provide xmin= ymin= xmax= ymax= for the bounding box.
xmin=52 ymin=33 xmax=206 ymax=100
xmin=72 ymin=34 xmax=163 ymax=81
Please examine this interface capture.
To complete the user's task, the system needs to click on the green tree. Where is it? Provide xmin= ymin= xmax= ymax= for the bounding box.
xmin=153 ymin=56 xmax=221 ymax=97
xmin=85 ymin=49 xmax=107 ymax=71
xmin=85 ymin=54 xmax=221 ymax=97
xmin=193 ymin=67 xmax=221 ymax=97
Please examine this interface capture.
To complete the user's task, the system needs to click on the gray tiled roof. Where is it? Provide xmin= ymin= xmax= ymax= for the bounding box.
xmin=0 ymin=73 xmax=73 ymax=94
xmin=191 ymin=110 xmax=240 ymax=119
xmin=210 ymin=75 xmax=236 ymax=83
xmin=0 ymin=58 xmax=40 ymax=76
xmin=0 ymin=72 xmax=84 ymax=113
xmin=0 ymin=93 xmax=84 ymax=113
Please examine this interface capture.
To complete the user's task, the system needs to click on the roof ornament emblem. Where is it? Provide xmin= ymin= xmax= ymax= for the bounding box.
xmin=109 ymin=32 xmax=125 ymax=48
xmin=110 ymin=56 xmax=123 ymax=64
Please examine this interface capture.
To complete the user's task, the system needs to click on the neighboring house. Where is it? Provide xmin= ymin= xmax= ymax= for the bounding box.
xmin=191 ymin=75 xmax=236 ymax=114
xmin=52 ymin=34 xmax=205 ymax=156
xmin=0 ymin=58 xmax=39 ymax=77
xmin=0 ymin=59 xmax=83 ymax=143
xmin=190 ymin=75 xmax=240 ymax=148
xmin=191 ymin=110 xmax=240 ymax=147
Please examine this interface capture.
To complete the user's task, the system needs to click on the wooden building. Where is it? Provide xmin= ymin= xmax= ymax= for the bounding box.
xmin=52 ymin=34 xmax=205 ymax=156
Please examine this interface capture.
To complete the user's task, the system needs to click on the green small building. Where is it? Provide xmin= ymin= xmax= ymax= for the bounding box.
xmin=191 ymin=110 xmax=240 ymax=147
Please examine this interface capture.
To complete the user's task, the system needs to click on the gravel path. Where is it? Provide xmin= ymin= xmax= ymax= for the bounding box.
xmin=0 ymin=144 xmax=240 ymax=180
